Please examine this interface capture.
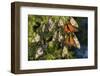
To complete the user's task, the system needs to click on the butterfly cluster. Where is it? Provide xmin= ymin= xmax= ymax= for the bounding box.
xmin=28 ymin=15 xmax=81 ymax=60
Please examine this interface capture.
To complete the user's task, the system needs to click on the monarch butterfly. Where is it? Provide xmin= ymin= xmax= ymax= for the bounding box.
xmin=58 ymin=31 xmax=64 ymax=42
xmin=52 ymin=31 xmax=57 ymax=41
xmin=65 ymin=34 xmax=76 ymax=47
xmin=73 ymin=33 xmax=80 ymax=49
xmin=64 ymin=17 xmax=79 ymax=33
xmin=32 ymin=34 xmax=40 ymax=43
xmin=65 ymin=33 xmax=80 ymax=49
xmin=70 ymin=17 xmax=79 ymax=28
xmin=64 ymin=25 xmax=70 ymax=33
xmin=62 ymin=46 xmax=68 ymax=58
xmin=48 ymin=17 xmax=55 ymax=32
xmin=64 ymin=23 xmax=78 ymax=33
xmin=58 ymin=19 xmax=64 ymax=27
xmin=35 ymin=47 xmax=44 ymax=59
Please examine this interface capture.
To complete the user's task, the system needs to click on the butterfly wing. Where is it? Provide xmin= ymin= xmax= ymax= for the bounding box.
xmin=35 ymin=47 xmax=44 ymax=59
xmin=65 ymin=34 xmax=75 ymax=47
xmin=70 ymin=17 xmax=79 ymax=28
xmin=65 ymin=36 xmax=70 ymax=46
xmin=62 ymin=46 xmax=69 ymax=58
xmin=67 ymin=23 xmax=78 ymax=32
xmin=73 ymin=33 xmax=80 ymax=49
xmin=69 ymin=34 xmax=76 ymax=47
xmin=65 ymin=33 xmax=80 ymax=49
xmin=64 ymin=25 xmax=70 ymax=33
xmin=58 ymin=19 xmax=64 ymax=27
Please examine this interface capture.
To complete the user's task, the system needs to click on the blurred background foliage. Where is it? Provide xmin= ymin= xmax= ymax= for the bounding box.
xmin=28 ymin=15 xmax=88 ymax=60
